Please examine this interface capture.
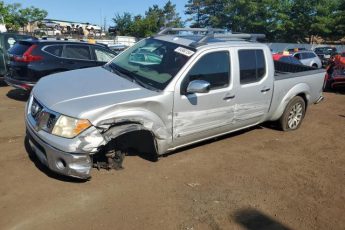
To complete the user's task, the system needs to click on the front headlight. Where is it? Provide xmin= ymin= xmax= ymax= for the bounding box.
xmin=52 ymin=115 xmax=91 ymax=138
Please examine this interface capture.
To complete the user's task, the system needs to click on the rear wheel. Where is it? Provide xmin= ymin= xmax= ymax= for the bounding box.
xmin=279 ymin=96 xmax=306 ymax=131
xmin=312 ymin=63 xmax=318 ymax=68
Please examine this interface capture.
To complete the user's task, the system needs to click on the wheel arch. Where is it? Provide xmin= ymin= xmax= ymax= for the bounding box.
xmin=270 ymin=83 xmax=311 ymax=121
xmin=96 ymin=109 xmax=172 ymax=156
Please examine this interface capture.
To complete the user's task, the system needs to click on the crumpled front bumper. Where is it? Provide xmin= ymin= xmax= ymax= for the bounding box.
xmin=26 ymin=123 xmax=92 ymax=179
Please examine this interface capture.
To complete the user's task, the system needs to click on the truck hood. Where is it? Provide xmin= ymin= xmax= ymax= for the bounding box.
xmin=32 ymin=67 xmax=159 ymax=120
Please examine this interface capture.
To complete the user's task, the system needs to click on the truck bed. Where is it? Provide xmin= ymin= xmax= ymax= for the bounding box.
xmin=267 ymin=61 xmax=325 ymax=121
xmin=274 ymin=61 xmax=325 ymax=80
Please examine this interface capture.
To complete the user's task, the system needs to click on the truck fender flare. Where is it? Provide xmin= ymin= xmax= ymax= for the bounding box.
xmin=272 ymin=83 xmax=311 ymax=121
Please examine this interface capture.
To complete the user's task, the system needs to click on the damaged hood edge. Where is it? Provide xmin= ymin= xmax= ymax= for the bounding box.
xmin=32 ymin=67 xmax=160 ymax=119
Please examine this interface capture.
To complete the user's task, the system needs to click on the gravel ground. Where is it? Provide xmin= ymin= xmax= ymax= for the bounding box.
xmin=0 ymin=85 xmax=344 ymax=230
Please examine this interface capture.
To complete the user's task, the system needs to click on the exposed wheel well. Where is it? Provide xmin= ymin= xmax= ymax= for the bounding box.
xmin=112 ymin=130 xmax=158 ymax=162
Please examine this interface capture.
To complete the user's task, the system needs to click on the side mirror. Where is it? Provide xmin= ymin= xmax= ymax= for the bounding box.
xmin=186 ymin=80 xmax=211 ymax=94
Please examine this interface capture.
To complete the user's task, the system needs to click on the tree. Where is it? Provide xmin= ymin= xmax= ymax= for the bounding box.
xmin=0 ymin=1 xmax=47 ymax=32
xmin=145 ymin=4 xmax=164 ymax=30
xmin=19 ymin=6 xmax=47 ymax=24
xmin=333 ymin=0 xmax=345 ymax=40
xmin=163 ymin=0 xmax=182 ymax=27
xmin=112 ymin=12 xmax=134 ymax=36
xmin=0 ymin=2 xmax=22 ymax=31
xmin=19 ymin=6 xmax=47 ymax=32
xmin=185 ymin=0 xmax=208 ymax=27
xmin=111 ymin=1 xmax=183 ymax=38
xmin=184 ymin=0 xmax=345 ymax=42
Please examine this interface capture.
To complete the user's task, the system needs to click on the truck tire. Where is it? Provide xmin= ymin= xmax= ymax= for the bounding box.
xmin=279 ymin=96 xmax=306 ymax=131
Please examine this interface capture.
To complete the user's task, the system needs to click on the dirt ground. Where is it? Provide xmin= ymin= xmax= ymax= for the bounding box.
xmin=0 ymin=85 xmax=344 ymax=230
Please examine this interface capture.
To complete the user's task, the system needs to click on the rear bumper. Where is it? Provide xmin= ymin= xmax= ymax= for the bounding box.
xmin=4 ymin=74 xmax=35 ymax=91
xmin=26 ymin=121 xmax=92 ymax=179
xmin=328 ymin=77 xmax=345 ymax=88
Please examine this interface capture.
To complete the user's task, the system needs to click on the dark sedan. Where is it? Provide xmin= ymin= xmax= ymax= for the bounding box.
xmin=5 ymin=40 xmax=116 ymax=91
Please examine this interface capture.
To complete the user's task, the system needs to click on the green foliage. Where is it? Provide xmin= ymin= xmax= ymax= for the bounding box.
xmin=185 ymin=0 xmax=345 ymax=42
xmin=112 ymin=1 xmax=182 ymax=38
xmin=0 ymin=1 xmax=47 ymax=31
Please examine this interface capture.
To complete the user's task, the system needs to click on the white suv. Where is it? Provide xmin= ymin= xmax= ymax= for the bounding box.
xmin=292 ymin=51 xmax=322 ymax=68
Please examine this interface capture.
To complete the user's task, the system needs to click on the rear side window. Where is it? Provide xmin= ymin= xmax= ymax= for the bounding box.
xmin=94 ymin=48 xmax=115 ymax=62
xmin=239 ymin=49 xmax=266 ymax=84
xmin=8 ymin=42 xmax=31 ymax=55
xmin=63 ymin=45 xmax=91 ymax=60
xmin=44 ymin=45 xmax=63 ymax=57
xmin=302 ymin=53 xmax=309 ymax=59
xmin=186 ymin=51 xmax=230 ymax=90
xmin=280 ymin=56 xmax=301 ymax=65
xmin=302 ymin=52 xmax=315 ymax=59
xmin=294 ymin=53 xmax=301 ymax=59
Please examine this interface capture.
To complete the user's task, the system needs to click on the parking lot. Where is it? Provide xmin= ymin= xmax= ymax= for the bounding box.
xmin=0 ymin=85 xmax=344 ymax=230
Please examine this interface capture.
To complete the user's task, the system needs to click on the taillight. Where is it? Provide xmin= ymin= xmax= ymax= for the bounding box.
xmin=14 ymin=45 xmax=43 ymax=63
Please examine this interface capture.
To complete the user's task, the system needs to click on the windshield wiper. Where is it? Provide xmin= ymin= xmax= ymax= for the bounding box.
xmin=104 ymin=63 xmax=135 ymax=83
xmin=104 ymin=63 xmax=159 ymax=92
xmin=127 ymin=70 xmax=157 ymax=91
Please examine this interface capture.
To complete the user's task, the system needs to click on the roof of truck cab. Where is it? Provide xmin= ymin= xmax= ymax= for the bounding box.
xmin=153 ymin=34 xmax=268 ymax=50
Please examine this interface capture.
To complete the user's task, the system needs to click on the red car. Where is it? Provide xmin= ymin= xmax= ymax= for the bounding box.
xmin=324 ymin=52 xmax=345 ymax=90
xmin=272 ymin=53 xmax=303 ymax=65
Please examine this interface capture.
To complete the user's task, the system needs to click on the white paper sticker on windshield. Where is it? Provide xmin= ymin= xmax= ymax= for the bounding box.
xmin=174 ymin=47 xmax=195 ymax=57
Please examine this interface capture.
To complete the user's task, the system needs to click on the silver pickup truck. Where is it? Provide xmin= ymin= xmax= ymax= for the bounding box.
xmin=25 ymin=28 xmax=325 ymax=179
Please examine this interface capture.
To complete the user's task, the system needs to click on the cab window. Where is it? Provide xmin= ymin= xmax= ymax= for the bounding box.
xmin=183 ymin=51 xmax=230 ymax=91
xmin=238 ymin=49 xmax=266 ymax=84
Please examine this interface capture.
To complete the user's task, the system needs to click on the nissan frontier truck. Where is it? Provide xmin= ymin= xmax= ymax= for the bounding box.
xmin=25 ymin=28 xmax=325 ymax=179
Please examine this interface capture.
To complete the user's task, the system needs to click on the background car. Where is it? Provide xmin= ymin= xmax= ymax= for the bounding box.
xmin=39 ymin=20 xmax=60 ymax=29
xmin=287 ymin=47 xmax=307 ymax=53
xmin=0 ymin=33 xmax=35 ymax=82
xmin=273 ymin=54 xmax=303 ymax=65
xmin=292 ymin=51 xmax=322 ymax=68
xmin=324 ymin=52 xmax=345 ymax=90
xmin=314 ymin=46 xmax=338 ymax=67
xmin=5 ymin=40 xmax=116 ymax=91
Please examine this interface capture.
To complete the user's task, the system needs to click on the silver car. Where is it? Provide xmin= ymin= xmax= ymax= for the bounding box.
xmin=292 ymin=51 xmax=322 ymax=68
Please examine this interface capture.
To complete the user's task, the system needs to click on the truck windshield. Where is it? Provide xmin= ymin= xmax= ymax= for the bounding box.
xmin=107 ymin=38 xmax=195 ymax=91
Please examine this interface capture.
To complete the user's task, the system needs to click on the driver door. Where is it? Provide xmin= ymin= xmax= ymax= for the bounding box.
xmin=172 ymin=49 xmax=236 ymax=147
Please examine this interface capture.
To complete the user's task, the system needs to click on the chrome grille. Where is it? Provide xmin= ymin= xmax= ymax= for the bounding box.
xmin=30 ymin=98 xmax=59 ymax=133
xmin=31 ymin=98 xmax=43 ymax=121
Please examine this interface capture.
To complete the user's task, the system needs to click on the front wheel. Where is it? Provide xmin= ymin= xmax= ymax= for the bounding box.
xmin=279 ymin=96 xmax=306 ymax=131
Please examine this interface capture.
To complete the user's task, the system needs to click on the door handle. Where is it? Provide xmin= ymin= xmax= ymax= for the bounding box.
xmin=261 ymin=88 xmax=271 ymax=93
xmin=223 ymin=95 xmax=235 ymax=100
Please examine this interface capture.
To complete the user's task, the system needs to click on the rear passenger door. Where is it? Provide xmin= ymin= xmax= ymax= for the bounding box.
xmin=233 ymin=48 xmax=273 ymax=128
xmin=61 ymin=44 xmax=96 ymax=70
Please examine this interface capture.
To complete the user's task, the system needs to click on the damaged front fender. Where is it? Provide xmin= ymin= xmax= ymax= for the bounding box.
xmin=96 ymin=110 xmax=173 ymax=155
